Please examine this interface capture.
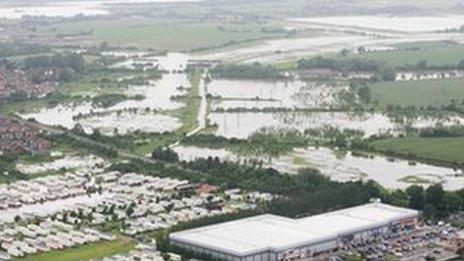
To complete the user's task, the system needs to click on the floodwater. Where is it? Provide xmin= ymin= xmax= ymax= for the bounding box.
xmin=286 ymin=147 xmax=464 ymax=191
xmin=200 ymin=35 xmax=369 ymax=63
xmin=208 ymin=111 xmax=396 ymax=139
xmin=173 ymin=145 xmax=464 ymax=191
xmin=21 ymin=102 xmax=97 ymax=129
xmin=20 ymin=53 xmax=190 ymax=134
xmin=208 ymin=111 xmax=464 ymax=139
xmin=291 ymin=15 xmax=464 ymax=33
xmin=208 ymin=79 xmax=342 ymax=110
xmin=78 ymin=111 xmax=181 ymax=135
xmin=16 ymin=155 xmax=104 ymax=175
xmin=0 ymin=0 xmax=201 ymax=19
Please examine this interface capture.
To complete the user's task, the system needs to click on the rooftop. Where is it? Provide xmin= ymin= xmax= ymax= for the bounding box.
xmin=169 ymin=203 xmax=419 ymax=257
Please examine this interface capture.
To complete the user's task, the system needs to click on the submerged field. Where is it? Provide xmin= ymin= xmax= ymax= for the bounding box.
xmin=369 ymin=78 xmax=464 ymax=107
xmin=174 ymin=144 xmax=464 ymax=190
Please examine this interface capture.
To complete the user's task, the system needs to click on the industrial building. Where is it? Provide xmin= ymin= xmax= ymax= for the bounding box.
xmin=169 ymin=202 xmax=419 ymax=261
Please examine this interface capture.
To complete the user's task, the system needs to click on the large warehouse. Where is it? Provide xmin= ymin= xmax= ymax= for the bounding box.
xmin=169 ymin=202 xmax=419 ymax=261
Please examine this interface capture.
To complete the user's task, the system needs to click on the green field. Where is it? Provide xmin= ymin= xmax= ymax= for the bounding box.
xmin=33 ymin=19 xmax=286 ymax=51
xmin=15 ymin=239 xmax=135 ymax=261
xmin=342 ymin=42 xmax=464 ymax=68
xmin=371 ymin=137 xmax=464 ymax=166
xmin=369 ymin=77 xmax=464 ymax=107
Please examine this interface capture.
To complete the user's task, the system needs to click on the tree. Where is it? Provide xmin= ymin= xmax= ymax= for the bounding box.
xmin=458 ymin=60 xmax=464 ymax=70
xmin=389 ymin=189 xmax=409 ymax=207
xmin=426 ymin=184 xmax=445 ymax=210
xmin=162 ymin=253 xmax=171 ymax=261
xmin=416 ymin=60 xmax=428 ymax=70
xmin=378 ymin=66 xmax=397 ymax=81
xmin=356 ymin=85 xmax=371 ymax=103
xmin=443 ymin=192 xmax=462 ymax=213
xmin=406 ymin=185 xmax=426 ymax=210
xmin=151 ymin=147 xmax=179 ymax=163
xmin=422 ymin=203 xmax=437 ymax=220
xmin=457 ymin=189 xmax=464 ymax=209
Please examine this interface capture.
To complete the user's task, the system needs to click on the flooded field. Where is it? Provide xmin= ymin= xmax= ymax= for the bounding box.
xmin=0 ymin=0 xmax=201 ymax=19
xmin=21 ymin=102 xmax=97 ymax=129
xmin=200 ymin=35 xmax=369 ymax=63
xmin=78 ymin=111 xmax=181 ymax=135
xmin=173 ymin=145 xmax=464 ymax=191
xmin=208 ymin=111 xmax=395 ymax=139
xmin=292 ymin=15 xmax=464 ymax=33
xmin=113 ymin=75 xmax=189 ymax=111
xmin=113 ymin=52 xmax=190 ymax=72
xmin=286 ymin=147 xmax=464 ymax=191
xmin=16 ymin=155 xmax=104 ymax=175
xmin=208 ymin=79 xmax=343 ymax=110
xmin=20 ymin=53 xmax=190 ymax=134
xmin=209 ymin=111 xmax=464 ymax=139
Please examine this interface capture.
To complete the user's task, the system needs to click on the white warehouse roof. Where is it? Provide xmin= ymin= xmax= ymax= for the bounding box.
xmin=169 ymin=202 xmax=419 ymax=257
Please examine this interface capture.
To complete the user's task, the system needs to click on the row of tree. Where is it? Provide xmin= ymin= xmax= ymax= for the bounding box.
xmin=297 ymin=56 xmax=397 ymax=81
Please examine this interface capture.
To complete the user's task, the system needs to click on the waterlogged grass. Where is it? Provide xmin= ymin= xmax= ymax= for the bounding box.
xmin=15 ymin=238 xmax=135 ymax=261
xmin=371 ymin=137 xmax=464 ymax=166
xmin=369 ymin=78 xmax=464 ymax=107
xmin=169 ymin=70 xmax=202 ymax=134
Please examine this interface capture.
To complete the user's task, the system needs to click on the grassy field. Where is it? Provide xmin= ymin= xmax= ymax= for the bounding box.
xmin=33 ymin=19 xmax=286 ymax=51
xmin=341 ymin=42 xmax=464 ymax=68
xmin=15 ymin=239 xmax=135 ymax=261
xmin=369 ymin=78 xmax=464 ymax=107
xmin=371 ymin=137 xmax=464 ymax=166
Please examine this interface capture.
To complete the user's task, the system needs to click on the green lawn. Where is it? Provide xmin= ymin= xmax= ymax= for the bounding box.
xmin=369 ymin=78 xmax=464 ymax=108
xmin=15 ymin=239 xmax=135 ymax=261
xmin=371 ymin=137 xmax=464 ymax=166
xmin=341 ymin=42 xmax=464 ymax=68
xmin=34 ymin=19 xmax=285 ymax=51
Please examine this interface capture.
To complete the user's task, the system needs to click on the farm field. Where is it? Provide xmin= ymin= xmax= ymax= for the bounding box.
xmin=370 ymin=137 xmax=464 ymax=166
xmin=15 ymin=239 xmax=135 ymax=261
xmin=369 ymin=78 xmax=464 ymax=107
xmin=32 ymin=19 xmax=287 ymax=51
